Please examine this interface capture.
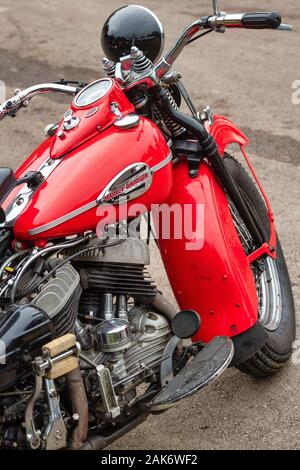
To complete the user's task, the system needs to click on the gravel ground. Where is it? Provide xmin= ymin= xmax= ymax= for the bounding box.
xmin=0 ymin=0 xmax=299 ymax=450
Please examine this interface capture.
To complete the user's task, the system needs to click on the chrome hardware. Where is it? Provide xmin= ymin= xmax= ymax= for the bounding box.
xmin=64 ymin=109 xmax=72 ymax=122
xmin=73 ymin=79 xmax=113 ymax=107
xmin=63 ymin=109 xmax=80 ymax=130
xmin=96 ymin=365 xmax=121 ymax=418
xmin=57 ymin=130 xmax=65 ymax=138
xmin=212 ymin=0 xmax=220 ymax=15
xmin=207 ymin=13 xmax=243 ymax=29
xmin=277 ymin=24 xmax=293 ymax=31
xmin=158 ymin=88 xmax=186 ymax=137
xmin=154 ymin=18 xmax=207 ymax=80
xmin=164 ymin=70 xmax=198 ymax=118
xmin=115 ymin=62 xmax=132 ymax=85
xmin=25 ymin=374 xmax=43 ymax=450
xmin=114 ymin=114 xmax=140 ymax=130
xmin=176 ymin=80 xmax=198 ymax=117
xmin=97 ymin=162 xmax=153 ymax=205
xmin=1 ymin=157 xmax=62 ymax=228
xmin=200 ymin=105 xmax=214 ymax=126
xmin=116 ymin=295 xmax=128 ymax=320
xmin=75 ymin=320 xmax=92 ymax=351
xmin=85 ymin=107 xmax=98 ymax=118
xmin=96 ymin=318 xmax=132 ymax=353
xmin=42 ymin=379 xmax=67 ymax=450
xmin=0 ymin=83 xmax=77 ymax=120
xmin=102 ymin=57 xmax=116 ymax=78
xmin=110 ymin=102 xmax=122 ymax=118
xmin=44 ymin=123 xmax=59 ymax=137
xmin=259 ymin=258 xmax=282 ymax=331
xmin=131 ymin=47 xmax=153 ymax=73
xmin=32 ymin=345 xmax=80 ymax=377
xmin=160 ymin=335 xmax=181 ymax=387
xmin=120 ymin=54 xmax=133 ymax=71
xmin=103 ymin=293 xmax=114 ymax=321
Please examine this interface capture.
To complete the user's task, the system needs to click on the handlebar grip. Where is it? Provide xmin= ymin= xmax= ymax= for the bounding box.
xmin=242 ymin=11 xmax=282 ymax=29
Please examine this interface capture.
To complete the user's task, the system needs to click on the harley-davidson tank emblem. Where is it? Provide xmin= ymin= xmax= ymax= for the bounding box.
xmin=97 ymin=163 xmax=153 ymax=205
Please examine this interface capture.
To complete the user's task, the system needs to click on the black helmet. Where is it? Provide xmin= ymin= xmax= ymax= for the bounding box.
xmin=101 ymin=5 xmax=165 ymax=64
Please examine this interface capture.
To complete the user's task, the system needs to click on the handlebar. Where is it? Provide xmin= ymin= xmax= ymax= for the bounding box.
xmin=0 ymin=83 xmax=78 ymax=120
xmin=0 ymin=10 xmax=293 ymax=116
xmin=154 ymin=10 xmax=292 ymax=81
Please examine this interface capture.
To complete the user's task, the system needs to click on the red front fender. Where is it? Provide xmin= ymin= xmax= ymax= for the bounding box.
xmin=155 ymin=159 xmax=259 ymax=342
xmin=209 ymin=114 xmax=249 ymax=156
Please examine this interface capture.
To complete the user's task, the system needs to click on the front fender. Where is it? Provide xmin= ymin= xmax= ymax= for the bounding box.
xmin=209 ymin=114 xmax=249 ymax=156
xmin=155 ymin=159 xmax=258 ymax=342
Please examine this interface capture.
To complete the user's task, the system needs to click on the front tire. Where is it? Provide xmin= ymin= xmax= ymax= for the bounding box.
xmin=224 ymin=153 xmax=296 ymax=378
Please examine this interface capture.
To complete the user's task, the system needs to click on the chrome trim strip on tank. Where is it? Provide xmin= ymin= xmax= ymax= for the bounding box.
xmin=28 ymin=152 xmax=173 ymax=236
xmin=151 ymin=152 xmax=172 ymax=173
xmin=28 ymin=200 xmax=98 ymax=236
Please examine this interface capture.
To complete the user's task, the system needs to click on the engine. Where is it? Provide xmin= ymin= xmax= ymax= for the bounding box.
xmin=82 ymin=307 xmax=171 ymax=386
xmin=67 ymin=237 xmax=172 ymax=410
xmin=0 ymin=235 xmax=173 ymax=448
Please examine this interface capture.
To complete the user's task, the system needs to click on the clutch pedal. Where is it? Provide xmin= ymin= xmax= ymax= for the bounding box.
xmin=149 ymin=336 xmax=234 ymax=411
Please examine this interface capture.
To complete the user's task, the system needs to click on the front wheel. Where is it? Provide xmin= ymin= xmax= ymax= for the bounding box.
xmin=224 ymin=153 xmax=296 ymax=378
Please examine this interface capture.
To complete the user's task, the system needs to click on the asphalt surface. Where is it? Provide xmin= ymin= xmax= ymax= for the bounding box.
xmin=0 ymin=0 xmax=299 ymax=450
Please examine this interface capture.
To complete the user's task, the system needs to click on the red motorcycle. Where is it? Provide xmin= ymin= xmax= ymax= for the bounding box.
xmin=0 ymin=2 xmax=295 ymax=450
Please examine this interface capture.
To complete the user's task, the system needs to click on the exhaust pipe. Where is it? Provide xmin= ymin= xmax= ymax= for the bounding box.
xmin=152 ymin=292 xmax=177 ymax=322
xmin=66 ymin=367 xmax=89 ymax=449
xmin=78 ymin=413 xmax=148 ymax=450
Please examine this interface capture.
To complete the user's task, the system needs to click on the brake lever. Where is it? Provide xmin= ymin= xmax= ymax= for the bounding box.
xmin=55 ymin=78 xmax=87 ymax=88
xmin=277 ymin=24 xmax=293 ymax=31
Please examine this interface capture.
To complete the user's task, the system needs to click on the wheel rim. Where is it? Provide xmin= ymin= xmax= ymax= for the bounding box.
xmin=258 ymin=257 xmax=282 ymax=331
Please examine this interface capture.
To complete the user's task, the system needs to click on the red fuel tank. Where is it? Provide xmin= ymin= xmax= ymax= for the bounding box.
xmin=3 ymin=80 xmax=173 ymax=241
